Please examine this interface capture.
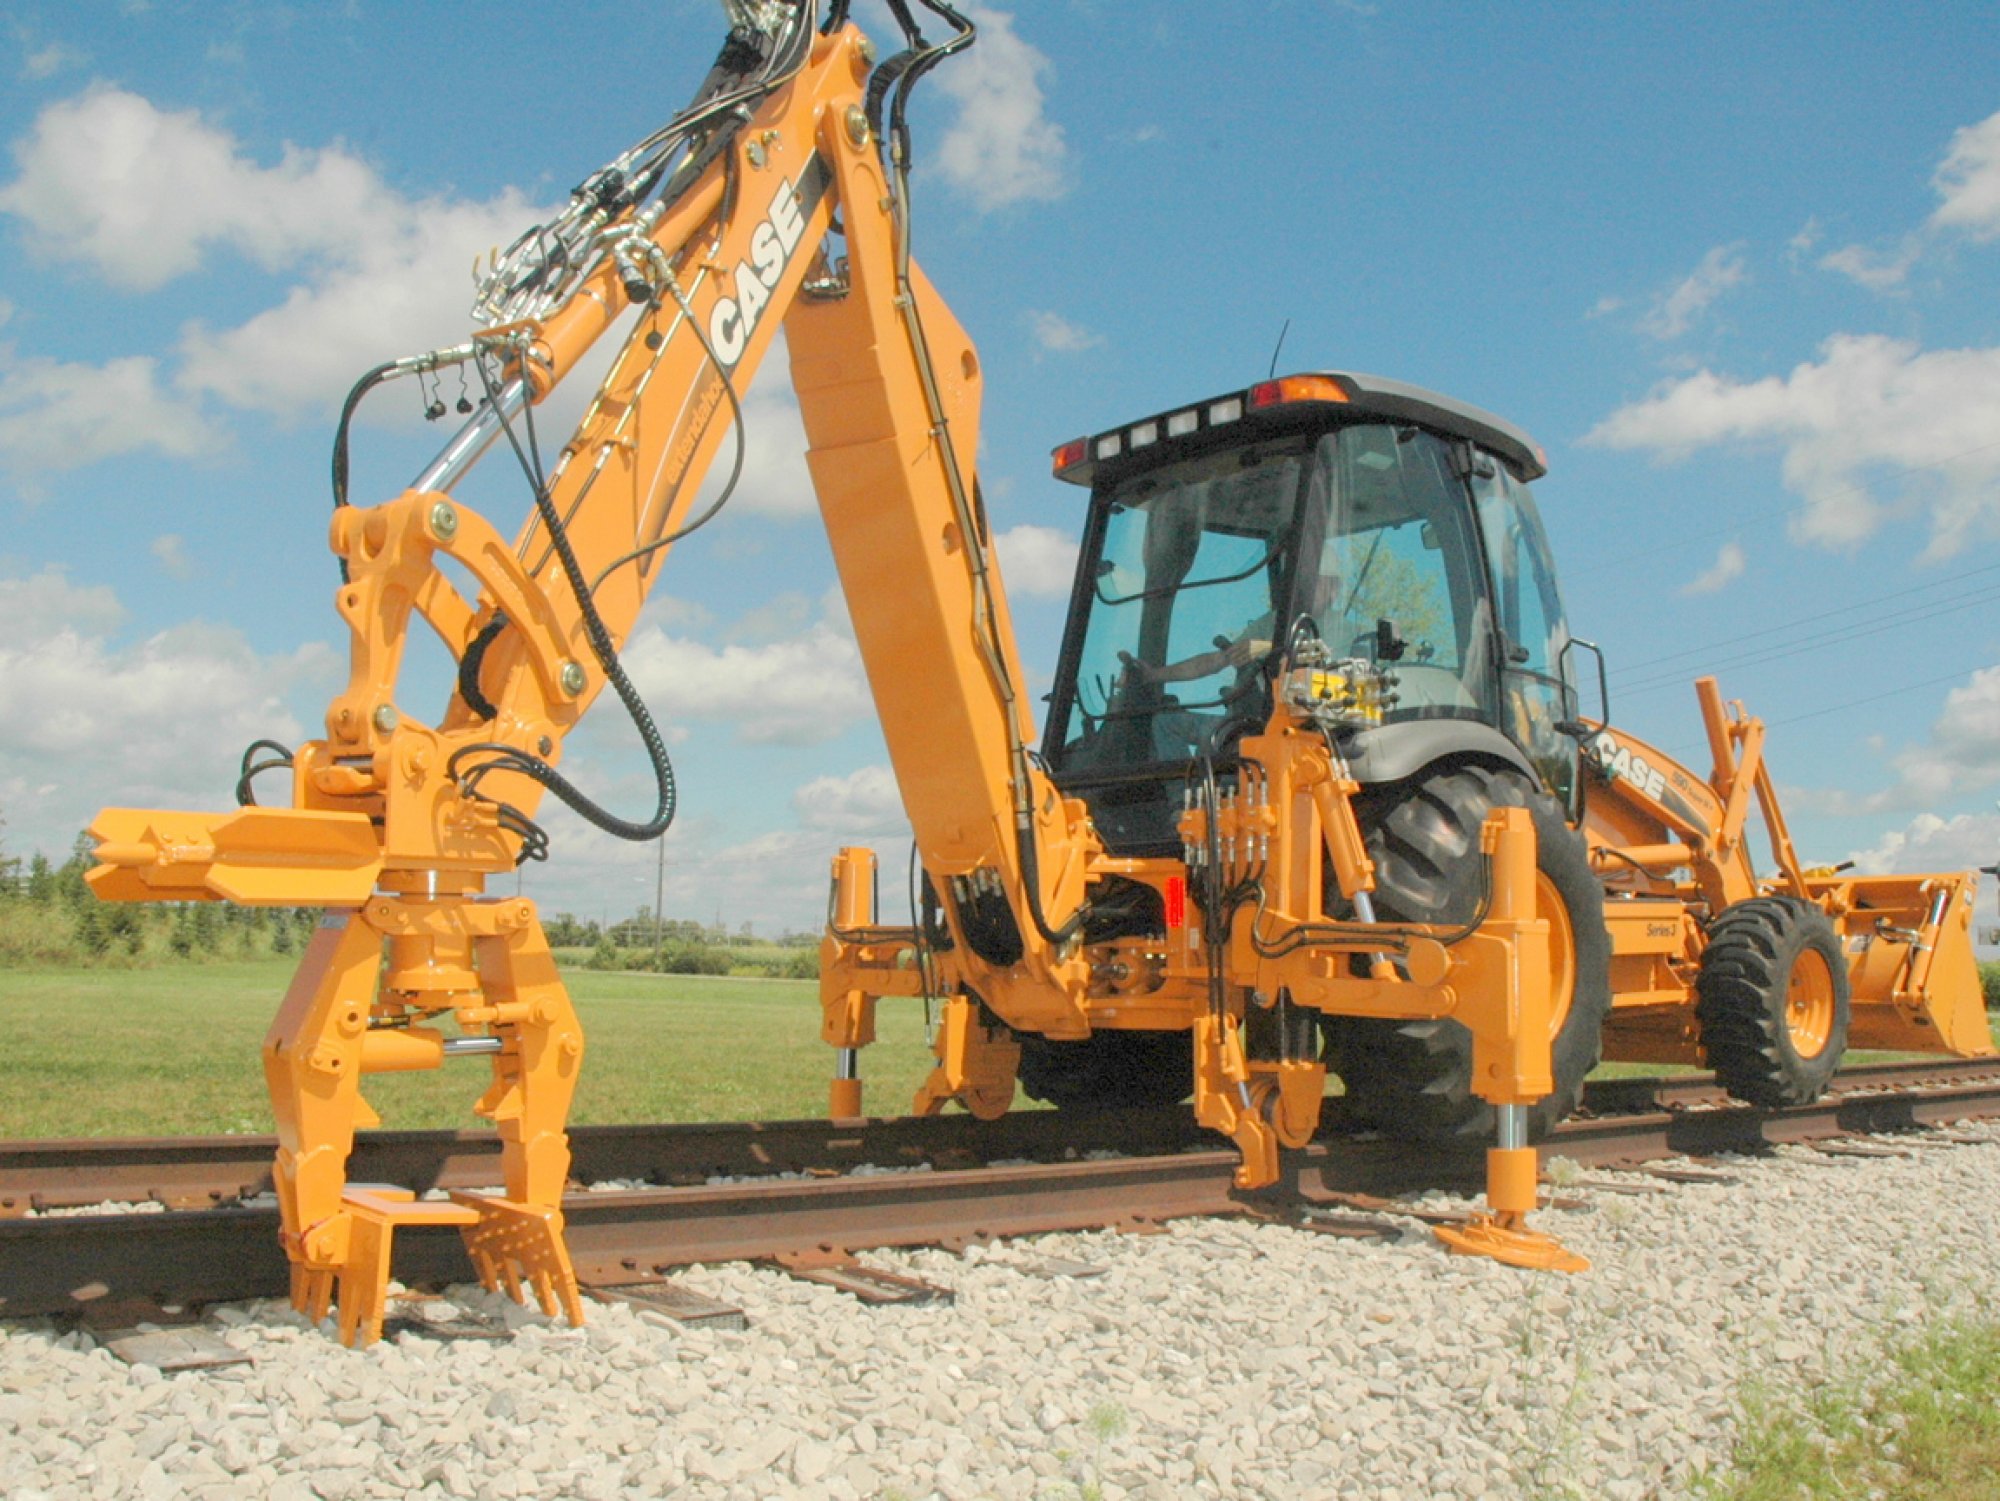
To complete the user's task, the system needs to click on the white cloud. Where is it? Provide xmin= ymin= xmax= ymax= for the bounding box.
xmin=0 ymin=86 xmax=542 ymax=440
xmin=0 ymin=353 xmax=221 ymax=478
xmin=1028 ymin=310 xmax=1101 ymax=354
xmin=523 ymin=774 xmax=916 ymax=938
xmin=930 ymin=7 xmax=1072 ymax=211
xmin=1876 ymin=666 xmax=2000 ymax=810
xmin=0 ymin=567 xmax=123 ymax=646
xmin=994 ymin=523 xmax=1077 ymax=598
xmin=621 ymin=615 xmax=870 ymax=746
xmin=1584 ymin=334 xmax=2000 ymax=556
xmin=1638 ymin=243 xmax=1746 ymax=340
xmin=1785 ymin=217 xmax=1822 ymax=267
xmin=1795 ymin=666 xmax=2000 ymax=819
xmin=1931 ymin=108 xmax=2000 ymax=239
xmin=175 ymin=192 xmax=535 ymax=417
xmin=20 ymin=41 xmax=83 ymax=80
xmin=1818 ymin=109 xmax=2000 ymax=291
xmin=0 ymin=572 xmax=335 ymax=861
xmin=149 ymin=533 xmax=195 ymax=581
xmin=793 ymin=763 xmax=908 ymax=837
xmin=1680 ymin=540 xmax=1745 ymax=596
xmin=1844 ymin=811 xmax=2000 ymax=890
xmin=0 ymin=87 xmax=400 ymax=293
xmin=1818 ymin=237 xmax=1921 ymax=291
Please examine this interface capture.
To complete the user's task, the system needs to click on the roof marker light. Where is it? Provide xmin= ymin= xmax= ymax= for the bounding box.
xmin=1129 ymin=421 xmax=1158 ymax=449
xmin=1209 ymin=398 xmax=1243 ymax=425
xmin=1165 ymin=409 xmax=1199 ymax=438
xmin=1095 ymin=434 xmax=1122 ymax=461
xmin=1051 ymin=437 xmax=1087 ymax=474
xmin=1250 ymin=374 xmax=1349 ymax=409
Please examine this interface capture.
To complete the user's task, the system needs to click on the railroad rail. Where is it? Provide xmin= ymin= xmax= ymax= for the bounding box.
xmin=4 ymin=1058 xmax=1999 ymax=1324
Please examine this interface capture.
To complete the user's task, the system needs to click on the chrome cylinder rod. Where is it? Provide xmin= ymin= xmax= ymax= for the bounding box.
xmin=412 ymin=377 xmax=531 ymax=494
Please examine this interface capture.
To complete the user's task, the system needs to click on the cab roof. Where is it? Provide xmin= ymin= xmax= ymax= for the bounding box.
xmin=1051 ymin=370 xmax=1548 ymax=488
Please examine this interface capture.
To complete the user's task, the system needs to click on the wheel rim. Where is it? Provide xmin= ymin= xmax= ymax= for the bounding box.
xmin=1537 ymin=871 xmax=1576 ymax=1039
xmin=1785 ymin=948 xmax=1837 ymax=1058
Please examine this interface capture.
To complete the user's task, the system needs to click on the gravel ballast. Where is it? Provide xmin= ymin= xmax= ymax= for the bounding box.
xmin=4 ymin=1122 xmax=1998 ymax=1500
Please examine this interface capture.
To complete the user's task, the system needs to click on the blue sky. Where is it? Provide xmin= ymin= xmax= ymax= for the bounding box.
xmin=1 ymin=1 xmax=1996 ymax=943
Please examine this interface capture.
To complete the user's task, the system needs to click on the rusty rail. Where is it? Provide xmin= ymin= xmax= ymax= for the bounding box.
xmin=3 ymin=1058 xmax=1998 ymax=1322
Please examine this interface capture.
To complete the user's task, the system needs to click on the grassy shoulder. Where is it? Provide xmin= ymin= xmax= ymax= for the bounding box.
xmin=1701 ymin=1312 xmax=2000 ymax=1500
xmin=0 ymin=959 xmax=940 ymax=1138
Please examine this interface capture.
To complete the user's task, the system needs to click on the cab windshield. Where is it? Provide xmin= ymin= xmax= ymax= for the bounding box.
xmin=1047 ymin=422 xmax=1539 ymax=850
xmin=1057 ymin=437 xmax=1307 ymax=770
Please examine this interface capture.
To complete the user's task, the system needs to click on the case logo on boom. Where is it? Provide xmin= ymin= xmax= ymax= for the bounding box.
xmin=1588 ymin=731 xmax=1667 ymax=802
xmin=706 ymin=155 xmax=831 ymax=369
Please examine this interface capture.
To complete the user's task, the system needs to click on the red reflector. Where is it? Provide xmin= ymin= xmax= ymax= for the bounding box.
xmin=1248 ymin=380 xmax=1283 ymax=409
xmin=1051 ymin=437 xmax=1087 ymax=474
xmin=1164 ymin=876 xmax=1186 ymax=930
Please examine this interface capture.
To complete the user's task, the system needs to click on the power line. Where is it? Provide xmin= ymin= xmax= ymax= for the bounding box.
xmin=1616 ymin=581 xmax=2000 ymax=698
xmin=1656 ymin=659 xmax=1996 ymax=758
xmin=1613 ymin=558 xmax=2000 ymax=677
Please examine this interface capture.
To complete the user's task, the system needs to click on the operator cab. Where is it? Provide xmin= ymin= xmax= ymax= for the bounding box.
xmin=1043 ymin=372 xmax=1576 ymax=855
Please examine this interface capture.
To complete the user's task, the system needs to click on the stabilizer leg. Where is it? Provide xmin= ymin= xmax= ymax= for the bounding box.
xmin=1439 ymin=808 xmax=1587 ymax=1274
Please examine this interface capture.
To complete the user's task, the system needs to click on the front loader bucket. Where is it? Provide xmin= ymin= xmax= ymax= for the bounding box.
xmin=1818 ymin=872 xmax=1995 ymax=1056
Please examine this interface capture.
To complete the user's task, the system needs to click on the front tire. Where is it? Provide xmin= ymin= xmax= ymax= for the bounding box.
xmin=1695 ymin=897 xmax=1849 ymax=1106
xmin=1333 ymin=761 xmax=1612 ymax=1142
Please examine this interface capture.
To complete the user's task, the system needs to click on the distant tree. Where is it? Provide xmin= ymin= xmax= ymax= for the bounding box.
xmin=664 ymin=943 xmax=731 ymax=976
xmin=73 ymin=903 xmax=109 ymax=958
xmin=0 ymin=808 xmax=20 ymax=897
xmin=26 ymin=854 xmax=54 ymax=905
xmin=170 ymin=905 xmax=196 ymax=958
xmin=56 ymin=833 xmax=92 ymax=908
xmin=105 ymin=905 xmax=144 ymax=957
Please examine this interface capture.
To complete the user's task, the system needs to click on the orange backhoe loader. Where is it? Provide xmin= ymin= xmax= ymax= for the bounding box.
xmin=79 ymin=1 xmax=1988 ymax=1346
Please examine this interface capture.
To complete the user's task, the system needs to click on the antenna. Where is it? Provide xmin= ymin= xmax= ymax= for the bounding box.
xmin=1267 ymin=318 xmax=1291 ymax=380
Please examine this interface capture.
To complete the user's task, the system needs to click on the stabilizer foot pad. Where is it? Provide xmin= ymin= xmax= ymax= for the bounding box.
xmin=1434 ymin=1215 xmax=1589 ymax=1273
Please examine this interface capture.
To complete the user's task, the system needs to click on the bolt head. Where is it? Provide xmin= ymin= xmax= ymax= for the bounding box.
xmin=373 ymin=703 xmax=400 ymax=734
xmin=427 ymin=500 xmax=459 ymax=541
xmin=560 ymin=661 xmax=587 ymax=697
xmin=845 ymin=106 xmax=870 ymax=148
xmin=746 ymin=140 xmax=767 ymax=169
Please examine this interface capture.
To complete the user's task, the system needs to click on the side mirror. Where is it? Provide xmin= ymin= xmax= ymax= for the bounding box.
xmin=1375 ymin=618 xmax=1407 ymax=663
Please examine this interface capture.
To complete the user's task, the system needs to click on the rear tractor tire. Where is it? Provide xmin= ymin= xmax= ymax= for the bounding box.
xmin=1695 ymin=897 xmax=1849 ymax=1107
xmin=1016 ymin=1028 xmax=1193 ymax=1110
xmin=1333 ymin=761 xmax=1613 ymax=1143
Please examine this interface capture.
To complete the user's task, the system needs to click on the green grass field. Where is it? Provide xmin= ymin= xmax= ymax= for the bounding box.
xmin=3 ymin=959 xmax=1994 ymax=1139
xmin=0 ymin=960 xmax=940 ymax=1138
